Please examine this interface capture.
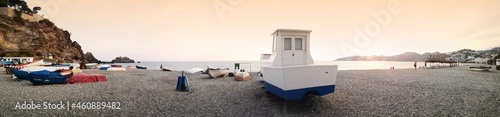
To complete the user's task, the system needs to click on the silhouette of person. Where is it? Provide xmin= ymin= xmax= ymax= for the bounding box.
xmin=414 ymin=61 xmax=417 ymax=70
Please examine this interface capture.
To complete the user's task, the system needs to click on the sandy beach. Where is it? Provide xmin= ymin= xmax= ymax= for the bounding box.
xmin=0 ymin=66 xmax=499 ymax=116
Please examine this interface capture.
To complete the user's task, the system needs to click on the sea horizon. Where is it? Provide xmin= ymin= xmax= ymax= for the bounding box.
xmin=110 ymin=61 xmax=487 ymax=72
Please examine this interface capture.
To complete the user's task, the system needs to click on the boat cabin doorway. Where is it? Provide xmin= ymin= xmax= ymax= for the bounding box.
xmin=282 ymin=36 xmax=306 ymax=66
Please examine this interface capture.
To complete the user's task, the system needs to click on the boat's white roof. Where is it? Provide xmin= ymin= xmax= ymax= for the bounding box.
xmin=271 ymin=29 xmax=312 ymax=36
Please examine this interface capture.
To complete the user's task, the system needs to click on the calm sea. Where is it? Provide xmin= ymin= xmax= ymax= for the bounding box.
xmin=112 ymin=61 xmax=463 ymax=72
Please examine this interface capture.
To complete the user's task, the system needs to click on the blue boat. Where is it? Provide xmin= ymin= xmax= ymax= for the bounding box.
xmin=11 ymin=69 xmax=31 ymax=81
xmin=11 ymin=69 xmax=70 ymax=85
xmin=99 ymin=66 xmax=110 ymax=70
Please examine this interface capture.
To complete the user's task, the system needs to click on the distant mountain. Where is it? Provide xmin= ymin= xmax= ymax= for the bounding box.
xmin=335 ymin=47 xmax=500 ymax=62
xmin=336 ymin=52 xmax=426 ymax=61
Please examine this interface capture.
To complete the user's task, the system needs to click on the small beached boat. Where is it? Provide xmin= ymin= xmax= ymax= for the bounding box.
xmin=111 ymin=64 xmax=123 ymax=67
xmin=12 ymin=66 xmax=72 ymax=80
xmin=107 ymin=67 xmax=127 ymax=71
xmin=72 ymin=68 xmax=83 ymax=73
xmin=186 ymin=68 xmax=204 ymax=73
xmin=470 ymin=66 xmax=492 ymax=71
xmin=85 ymin=63 xmax=98 ymax=69
xmin=160 ymin=64 xmax=172 ymax=71
xmin=99 ymin=65 xmax=111 ymax=70
xmin=235 ymin=70 xmax=251 ymax=81
xmin=11 ymin=69 xmax=71 ymax=85
xmin=67 ymin=74 xmax=107 ymax=84
xmin=136 ymin=65 xmax=147 ymax=69
xmin=207 ymin=67 xmax=229 ymax=78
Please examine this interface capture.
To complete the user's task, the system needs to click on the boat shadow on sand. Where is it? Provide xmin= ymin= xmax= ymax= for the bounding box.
xmin=252 ymin=81 xmax=334 ymax=115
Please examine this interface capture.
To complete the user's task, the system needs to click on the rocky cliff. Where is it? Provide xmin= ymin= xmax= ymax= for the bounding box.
xmin=0 ymin=12 xmax=84 ymax=62
xmin=84 ymin=52 xmax=99 ymax=63
xmin=336 ymin=52 xmax=426 ymax=61
xmin=111 ymin=56 xmax=134 ymax=63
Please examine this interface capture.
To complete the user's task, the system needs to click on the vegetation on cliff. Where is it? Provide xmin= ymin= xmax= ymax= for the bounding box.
xmin=0 ymin=12 xmax=84 ymax=62
xmin=0 ymin=1 xmax=7 ymax=7
xmin=5 ymin=0 xmax=41 ymax=14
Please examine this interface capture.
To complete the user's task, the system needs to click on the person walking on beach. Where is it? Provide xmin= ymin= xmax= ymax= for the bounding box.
xmin=414 ymin=61 xmax=417 ymax=70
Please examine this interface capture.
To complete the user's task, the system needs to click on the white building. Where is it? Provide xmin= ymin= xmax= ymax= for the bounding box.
xmin=1 ymin=57 xmax=34 ymax=64
xmin=473 ymin=58 xmax=485 ymax=63
xmin=467 ymin=56 xmax=476 ymax=60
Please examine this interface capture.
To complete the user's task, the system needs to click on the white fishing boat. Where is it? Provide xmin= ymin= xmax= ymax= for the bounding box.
xmin=160 ymin=64 xmax=172 ymax=71
xmin=107 ymin=67 xmax=126 ymax=71
xmin=207 ymin=67 xmax=229 ymax=78
xmin=470 ymin=66 xmax=491 ymax=71
xmin=260 ymin=29 xmax=338 ymax=100
xmin=186 ymin=68 xmax=204 ymax=74
xmin=12 ymin=66 xmax=72 ymax=79
xmin=85 ymin=63 xmax=98 ymax=69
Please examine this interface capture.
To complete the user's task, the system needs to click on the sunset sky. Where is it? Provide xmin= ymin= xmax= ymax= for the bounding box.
xmin=27 ymin=0 xmax=500 ymax=61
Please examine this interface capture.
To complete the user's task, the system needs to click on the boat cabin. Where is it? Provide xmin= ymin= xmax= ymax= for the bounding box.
xmin=261 ymin=29 xmax=314 ymax=68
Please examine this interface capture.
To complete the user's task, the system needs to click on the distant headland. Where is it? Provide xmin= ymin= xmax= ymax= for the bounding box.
xmin=336 ymin=47 xmax=500 ymax=64
xmin=111 ymin=56 xmax=134 ymax=63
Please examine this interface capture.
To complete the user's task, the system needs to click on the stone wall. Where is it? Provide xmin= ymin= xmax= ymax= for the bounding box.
xmin=0 ymin=7 xmax=45 ymax=22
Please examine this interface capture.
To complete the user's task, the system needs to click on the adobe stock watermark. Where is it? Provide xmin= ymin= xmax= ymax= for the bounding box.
xmin=31 ymin=0 xmax=72 ymax=18
xmin=213 ymin=0 xmax=244 ymax=21
xmin=340 ymin=0 xmax=405 ymax=56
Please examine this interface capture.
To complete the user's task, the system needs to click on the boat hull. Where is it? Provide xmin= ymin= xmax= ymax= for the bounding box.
xmin=162 ymin=68 xmax=172 ymax=71
xmin=235 ymin=72 xmax=251 ymax=81
xmin=67 ymin=74 xmax=107 ymax=84
xmin=262 ymin=65 xmax=338 ymax=100
xmin=136 ymin=65 xmax=147 ymax=69
xmin=107 ymin=67 xmax=126 ymax=71
xmin=264 ymin=81 xmax=335 ymax=100
xmin=208 ymin=68 xmax=229 ymax=78
xmin=470 ymin=67 xmax=491 ymax=71
xmin=12 ymin=69 xmax=69 ymax=85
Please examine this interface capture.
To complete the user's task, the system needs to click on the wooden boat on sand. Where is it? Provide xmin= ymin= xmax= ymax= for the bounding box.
xmin=107 ymin=67 xmax=126 ymax=71
xmin=160 ymin=64 xmax=172 ymax=71
xmin=11 ymin=69 xmax=71 ymax=85
xmin=207 ymin=67 xmax=229 ymax=78
xmin=235 ymin=69 xmax=251 ymax=81
xmin=136 ymin=65 xmax=147 ymax=69
xmin=470 ymin=66 xmax=491 ymax=71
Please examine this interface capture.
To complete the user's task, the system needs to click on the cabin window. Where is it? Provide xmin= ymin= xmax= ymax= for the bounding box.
xmin=284 ymin=38 xmax=292 ymax=50
xmin=295 ymin=38 xmax=302 ymax=50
